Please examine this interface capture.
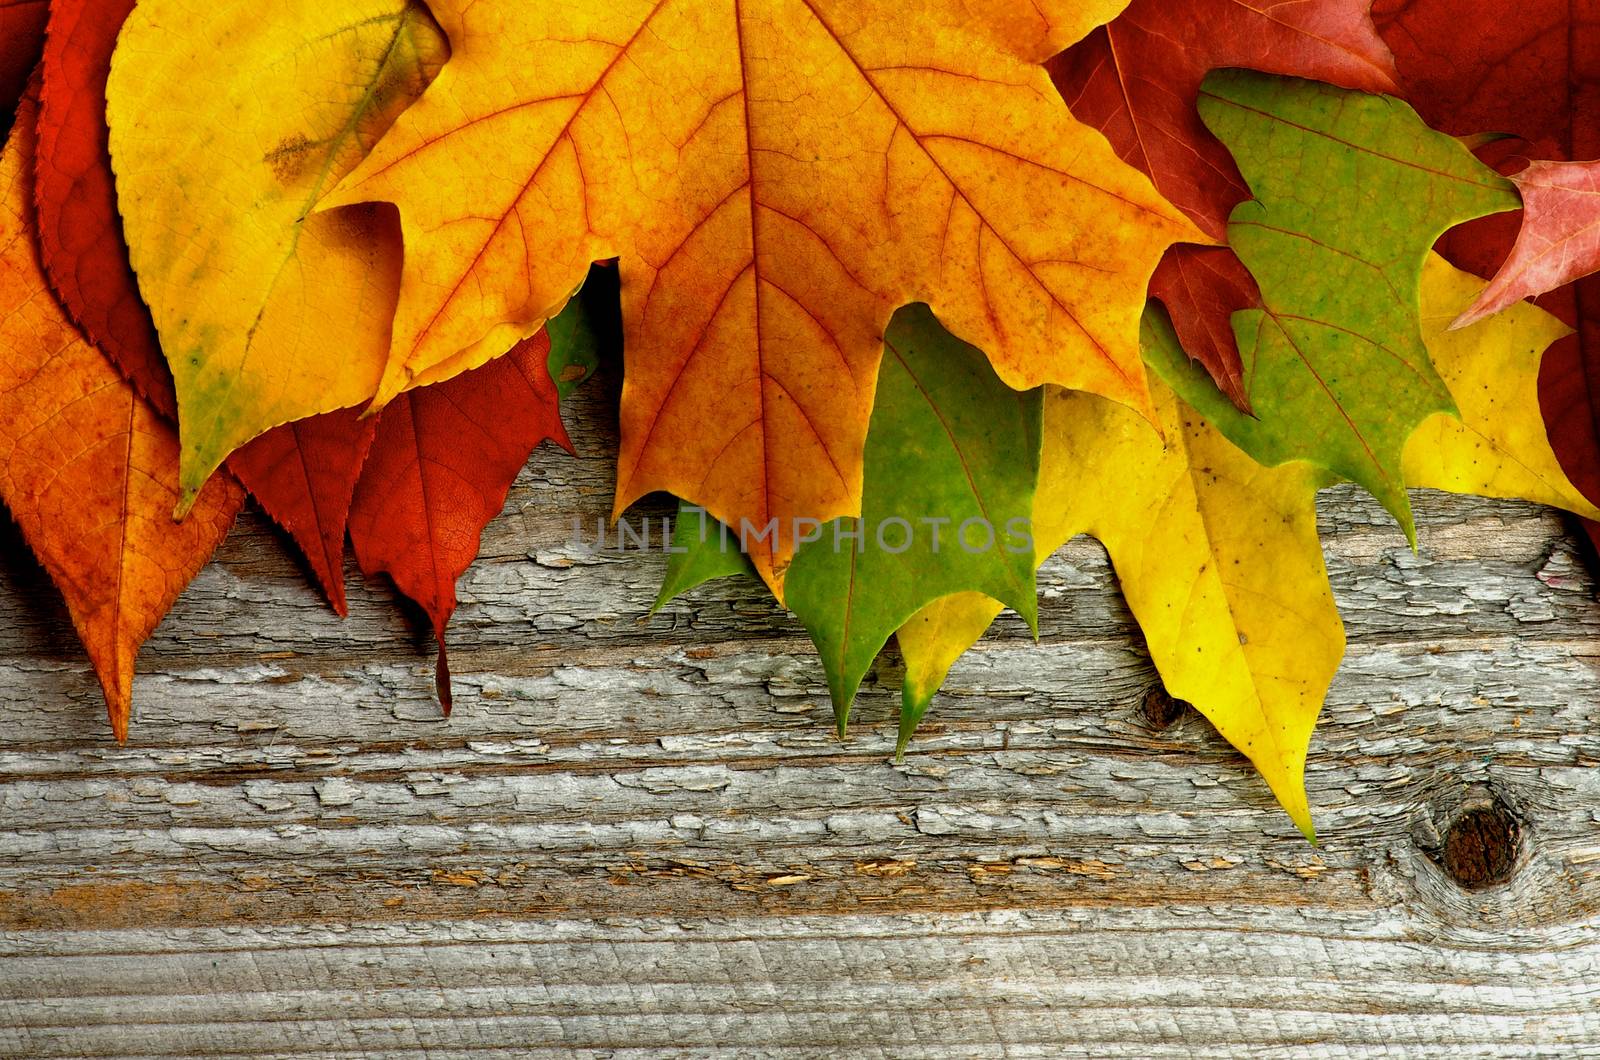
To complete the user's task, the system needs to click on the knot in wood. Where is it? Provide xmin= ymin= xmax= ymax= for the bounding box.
xmin=1442 ymin=801 xmax=1522 ymax=890
xmin=1139 ymin=685 xmax=1190 ymax=731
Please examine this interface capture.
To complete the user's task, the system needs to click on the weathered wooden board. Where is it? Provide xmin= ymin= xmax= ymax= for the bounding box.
xmin=2 ymin=375 xmax=1599 ymax=1056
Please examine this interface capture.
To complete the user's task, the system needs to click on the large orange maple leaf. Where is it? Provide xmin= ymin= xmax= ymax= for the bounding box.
xmin=328 ymin=0 xmax=1201 ymax=585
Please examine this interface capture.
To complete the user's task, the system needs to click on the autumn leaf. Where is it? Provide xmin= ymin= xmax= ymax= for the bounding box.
xmin=0 ymin=0 xmax=45 ymax=127
xmin=901 ymin=335 xmax=1337 ymax=838
xmin=347 ymin=333 xmax=571 ymax=713
xmin=324 ymin=0 xmax=1203 ymax=586
xmin=779 ymin=305 xmax=1041 ymax=728
xmin=1163 ymin=71 xmax=1518 ymax=542
xmin=1452 ymin=162 xmax=1600 ymax=329
xmin=654 ymin=502 xmax=757 ymax=612
xmin=1145 ymin=246 xmax=1261 ymax=410
xmin=105 ymin=0 xmax=449 ymax=507
xmin=224 ymin=411 xmax=377 ymax=615
xmin=0 ymin=89 xmax=243 ymax=741
xmin=1374 ymin=0 xmax=1600 ymax=541
xmin=1050 ymin=0 xmax=1395 ymax=404
xmin=901 ymin=257 xmax=1599 ymax=833
xmin=35 ymin=0 xmax=378 ymax=616
xmin=1405 ymin=255 xmax=1600 ymax=516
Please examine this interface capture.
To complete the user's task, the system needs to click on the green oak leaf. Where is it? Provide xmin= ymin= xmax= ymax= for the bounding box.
xmin=1155 ymin=71 xmax=1519 ymax=544
xmin=784 ymin=304 xmax=1042 ymax=733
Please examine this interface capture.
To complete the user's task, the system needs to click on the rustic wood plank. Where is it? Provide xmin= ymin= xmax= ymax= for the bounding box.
xmin=2 ymin=375 xmax=1599 ymax=1055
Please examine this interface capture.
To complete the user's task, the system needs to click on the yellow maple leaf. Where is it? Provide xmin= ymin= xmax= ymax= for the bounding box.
xmin=899 ymin=256 xmax=1600 ymax=838
xmin=106 ymin=0 xmax=449 ymax=508
xmin=325 ymin=0 xmax=1202 ymax=584
xmin=902 ymin=372 xmax=1335 ymax=836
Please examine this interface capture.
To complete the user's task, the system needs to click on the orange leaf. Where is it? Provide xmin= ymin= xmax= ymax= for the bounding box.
xmin=327 ymin=0 xmax=1201 ymax=586
xmin=34 ymin=0 xmax=381 ymax=615
xmin=0 ymin=90 xmax=242 ymax=740
xmin=347 ymin=333 xmax=570 ymax=713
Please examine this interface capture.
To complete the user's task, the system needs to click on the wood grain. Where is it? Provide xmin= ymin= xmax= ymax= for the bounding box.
xmin=2 ymin=375 xmax=1599 ymax=1056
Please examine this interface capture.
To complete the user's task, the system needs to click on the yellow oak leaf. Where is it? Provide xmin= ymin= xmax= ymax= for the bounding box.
xmin=325 ymin=0 xmax=1201 ymax=585
xmin=899 ymin=257 xmax=1599 ymax=837
xmin=1405 ymin=255 xmax=1600 ymax=517
xmin=105 ymin=0 xmax=448 ymax=509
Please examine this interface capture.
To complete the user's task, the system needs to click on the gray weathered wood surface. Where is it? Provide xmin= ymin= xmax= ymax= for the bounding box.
xmin=2 ymin=374 xmax=1600 ymax=1056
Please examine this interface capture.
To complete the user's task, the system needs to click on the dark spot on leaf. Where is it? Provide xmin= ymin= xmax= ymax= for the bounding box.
xmin=263 ymin=134 xmax=316 ymax=183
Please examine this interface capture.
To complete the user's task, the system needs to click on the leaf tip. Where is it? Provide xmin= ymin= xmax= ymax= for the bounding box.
xmin=313 ymin=562 xmax=350 ymax=618
xmin=897 ymin=684 xmax=935 ymax=760
xmin=171 ymin=489 xmax=199 ymax=522
xmin=893 ymin=724 xmax=913 ymax=762
xmin=1448 ymin=303 xmax=1496 ymax=331
xmin=435 ymin=639 xmax=453 ymax=717
xmin=1268 ymin=774 xmax=1317 ymax=844
xmin=108 ymin=704 xmax=130 ymax=745
xmin=94 ymin=659 xmax=134 ymax=742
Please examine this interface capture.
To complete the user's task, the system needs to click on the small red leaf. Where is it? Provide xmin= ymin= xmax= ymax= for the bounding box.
xmin=1454 ymin=161 xmax=1600 ymax=328
xmin=1148 ymin=246 xmax=1262 ymax=412
xmin=348 ymin=333 xmax=571 ymax=712
xmin=35 ymin=0 xmax=173 ymax=416
xmin=224 ymin=410 xmax=377 ymax=617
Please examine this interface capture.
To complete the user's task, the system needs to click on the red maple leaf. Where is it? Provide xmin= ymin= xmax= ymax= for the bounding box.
xmin=348 ymin=333 xmax=572 ymax=714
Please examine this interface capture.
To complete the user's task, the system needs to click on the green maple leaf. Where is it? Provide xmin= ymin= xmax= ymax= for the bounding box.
xmin=658 ymin=304 xmax=1042 ymax=730
xmin=653 ymin=501 xmax=756 ymax=612
xmin=1155 ymin=71 xmax=1519 ymax=543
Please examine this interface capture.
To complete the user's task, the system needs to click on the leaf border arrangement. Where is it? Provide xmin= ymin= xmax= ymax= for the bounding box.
xmin=2 ymin=0 xmax=1599 ymax=838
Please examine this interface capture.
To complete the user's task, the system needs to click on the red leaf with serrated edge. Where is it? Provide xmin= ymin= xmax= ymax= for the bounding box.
xmin=1453 ymin=162 xmax=1600 ymax=328
xmin=1147 ymin=246 xmax=1262 ymax=411
xmin=348 ymin=333 xmax=571 ymax=714
xmin=223 ymin=410 xmax=377 ymax=616
xmin=33 ymin=0 xmax=374 ymax=614
xmin=0 ymin=0 xmax=45 ymax=123
xmin=1374 ymin=0 xmax=1600 ymax=543
xmin=0 ymin=85 xmax=243 ymax=741
xmin=35 ymin=0 xmax=173 ymax=416
xmin=1051 ymin=0 xmax=1395 ymax=407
